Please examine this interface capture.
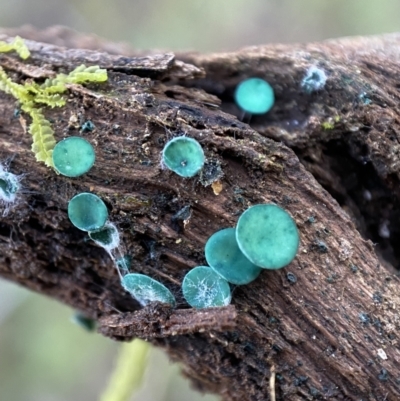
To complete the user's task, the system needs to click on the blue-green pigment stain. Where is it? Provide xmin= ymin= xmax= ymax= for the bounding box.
xmin=52 ymin=136 xmax=95 ymax=177
xmin=68 ymin=192 xmax=108 ymax=231
xmin=162 ymin=137 xmax=205 ymax=177
xmin=182 ymin=266 xmax=231 ymax=309
xmin=121 ymin=273 xmax=176 ymax=306
xmin=234 ymin=78 xmax=275 ymax=114
xmin=205 ymin=228 xmax=261 ymax=285
xmin=236 ymin=204 xmax=299 ymax=269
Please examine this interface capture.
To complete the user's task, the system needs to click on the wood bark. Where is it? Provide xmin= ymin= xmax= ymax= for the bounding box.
xmin=1 ymin=26 xmax=400 ymax=400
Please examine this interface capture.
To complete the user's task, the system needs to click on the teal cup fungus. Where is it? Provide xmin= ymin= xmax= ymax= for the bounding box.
xmin=182 ymin=266 xmax=231 ymax=309
xmin=234 ymin=78 xmax=275 ymax=114
xmin=0 ymin=168 xmax=19 ymax=203
xmin=162 ymin=137 xmax=205 ymax=178
xmin=88 ymin=222 xmax=120 ymax=254
xmin=205 ymin=228 xmax=261 ymax=285
xmin=68 ymin=192 xmax=108 ymax=231
xmin=236 ymin=204 xmax=299 ymax=269
xmin=121 ymin=273 xmax=176 ymax=307
xmin=52 ymin=136 xmax=95 ymax=177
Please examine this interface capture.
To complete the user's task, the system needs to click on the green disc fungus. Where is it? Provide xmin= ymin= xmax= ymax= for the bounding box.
xmin=182 ymin=266 xmax=231 ymax=309
xmin=68 ymin=192 xmax=108 ymax=231
xmin=121 ymin=273 xmax=176 ymax=307
xmin=162 ymin=137 xmax=205 ymax=177
xmin=0 ymin=166 xmax=19 ymax=203
xmin=89 ymin=222 xmax=119 ymax=252
xmin=205 ymin=228 xmax=262 ymax=285
xmin=234 ymin=78 xmax=275 ymax=114
xmin=52 ymin=136 xmax=95 ymax=177
xmin=236 ymin=204 xmax=299 ymax=269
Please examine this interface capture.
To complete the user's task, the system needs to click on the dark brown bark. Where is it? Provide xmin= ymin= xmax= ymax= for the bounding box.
xmin=1 ymin=26 xmax=400 ymax=400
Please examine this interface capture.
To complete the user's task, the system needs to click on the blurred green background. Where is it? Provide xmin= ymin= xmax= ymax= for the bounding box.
xmin=1 ymin=1 xmax=400 ymax=400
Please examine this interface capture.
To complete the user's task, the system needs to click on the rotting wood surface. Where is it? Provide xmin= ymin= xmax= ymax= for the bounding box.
xmin=1 ymin=27 xmax=400 ymax=400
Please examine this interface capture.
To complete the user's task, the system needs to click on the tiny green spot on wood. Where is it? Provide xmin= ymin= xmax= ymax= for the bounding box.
xmin=182 ymin=266 xmax=231 ymax=309
xmin=234 ymin=78 xmax=275 ymax=114
xmin=121 ymin=273 xmax=176 ymax=306
xmin=162 ymin=137 xmax=205 ymax=177
xmin=205 ymin=228 xmax=261 ymax=285
xmin=236 ymin=204 xmax=299 ymax=269
xmin=68 ymin=192 xmax=108 ymax=231
xmin=53 ymin=136 xmax=95 ymax=177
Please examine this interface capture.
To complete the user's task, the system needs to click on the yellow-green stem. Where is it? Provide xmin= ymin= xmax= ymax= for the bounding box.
xmin=100 ymin=339 xmax=151 ymax=401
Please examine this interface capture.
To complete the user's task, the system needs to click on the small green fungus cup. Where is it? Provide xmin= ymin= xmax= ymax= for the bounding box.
xmin=89 ymin=222 xmax=120 ymax=253
xmin=121 ymin=273 xmax=176 ymax=307
xmin=234 ymin=78 xmax=275 ymax=114
xmin=0 ymin=170 xmax=19 ymax=202
xmin=53 ymin=136 xmax=95 ymax=177
xmin=205 ymin=228 xmax=261 ymax=285
xmin=182 ymin=266 xmax=231 ymax=309
xmin=68 ymin=192 xmax=108 ymax=231
xmin=162 ymin=137 xmax=205 ymax=178
xmin=236 ymin=204 xmax=299 ymax=269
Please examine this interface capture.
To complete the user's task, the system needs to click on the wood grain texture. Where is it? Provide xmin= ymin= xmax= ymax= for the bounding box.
xmin=1 ymin=27 xmax=400 ymax=400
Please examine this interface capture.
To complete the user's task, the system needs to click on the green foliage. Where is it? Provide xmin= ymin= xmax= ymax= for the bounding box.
xmin=0 ymin=37 xmax=108 ymax=168
xmin=61 ymin=64 xmax=108 ymax=84
xmin=26 ymin=108 xmax=57 ymax=167
xmin=100 ymin=340 xmax=150 ymax=401
xmin=0 ymin=36 xmax=30 ymax=59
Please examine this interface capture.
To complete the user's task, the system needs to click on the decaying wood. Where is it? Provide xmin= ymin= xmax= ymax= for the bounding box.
xmin=1 ymin=26 xmax=400 ymax=400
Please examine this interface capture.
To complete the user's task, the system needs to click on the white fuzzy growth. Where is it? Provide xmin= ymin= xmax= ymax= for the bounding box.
xmin=301 ymin=66 xmax=327 ymax=93
xmin=186 ymin=275 xmax=231 ymax=308
xmin=0 ymin=164 xmax=21 ymax=214
xmin=89 ymin=222 xmax=120 ymax=253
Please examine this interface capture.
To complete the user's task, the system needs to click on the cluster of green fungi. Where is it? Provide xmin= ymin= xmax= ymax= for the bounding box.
xmin=129 ymin=135 xmax=300 ymax=309
xmin=1 ymin=37 xmax=301 ymax=311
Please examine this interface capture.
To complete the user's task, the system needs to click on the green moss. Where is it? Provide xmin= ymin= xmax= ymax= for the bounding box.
xmin=321 ymin=121 xmax=335 ymax=130
xmin=0 ymin=36 xmax=30 ymax=59
xmin=0 ymin=38 xmax=107 ymax=168
xmin=321 ymin=116 xmax=340 ymax=130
